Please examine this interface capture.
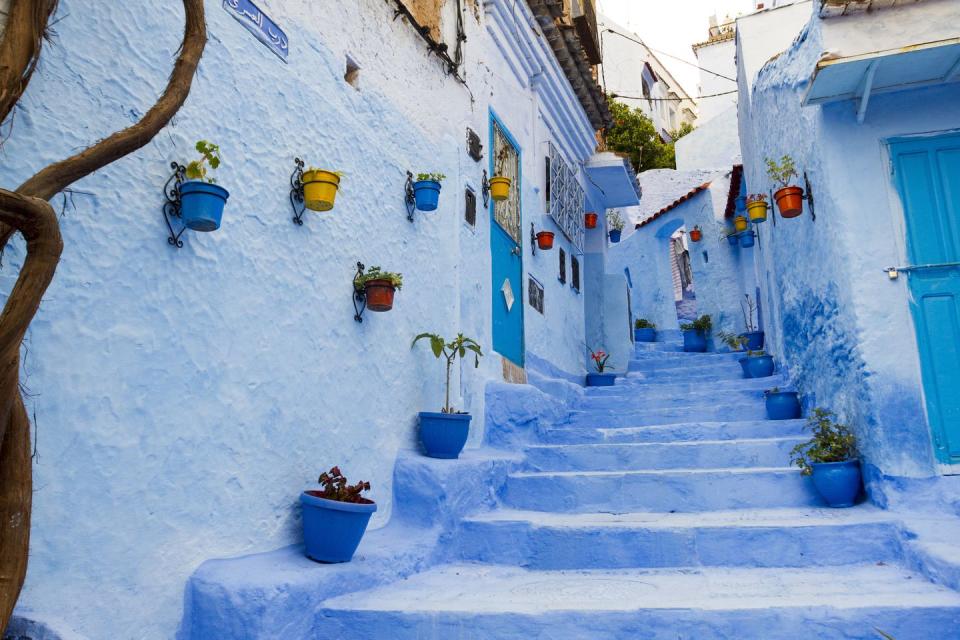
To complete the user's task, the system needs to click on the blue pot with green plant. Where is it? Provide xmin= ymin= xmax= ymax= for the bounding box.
xmin=680 ymin=315 xmax=711 ymax=353
xmin=765 ymin=389 xmax=801 ymax=420
xmin=413 ymin=172 xmax=445 ymax=211
xmin=634 ymin=318 xmax=656 ymax=342
xmin=301 ymin=467 xmax=376 ymax=563
xmin=791 ymin=409 xmax=861 ymax=507
xmin=607 ymin=211 xmax=624 ymax=244
xmin=745 ymin=353 xmax=775 ymax=378
xmin=181 ymin=140 xmax=229 ymax=231
xmin=587 ymin=347 xmax=615 ymax=386
xmin=412 ymin=332 xmax=483 ymax=459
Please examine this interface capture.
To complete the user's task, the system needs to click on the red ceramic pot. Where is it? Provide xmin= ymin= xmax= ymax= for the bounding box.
xmin=775 ymin=186 xmax=804 ymax=218
xmin=364 ymin=279 xmax=396 ymax=312
xmin=585 ymin=212 xmax=598 ymax=229
xmin=689 ymin=227 xmax=702 ymax=243
xmin=536 ymin=231 xmax=555 ymax=250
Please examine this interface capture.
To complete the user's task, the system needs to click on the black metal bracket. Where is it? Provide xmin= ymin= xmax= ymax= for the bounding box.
xmin=405 ymin=171 xmax=416 ymax=222
xmin=353 ymin=261 xmax=367 ymax=323
xmin=162 ymin=162 xmax=188 ymax=248
xmin=804 ymin=171 xmax=816 ymax=221
xmin=290 ymin=157 xmax=306 ymax=225
xmin=530 ymin=223 xmax=537 ymax=256
xmin=482 ymin=170 xmax=490 ymax=208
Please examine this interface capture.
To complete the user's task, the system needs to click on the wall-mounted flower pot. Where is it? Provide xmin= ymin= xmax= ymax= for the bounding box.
xmin=689 ymin=226 xmax=702 ymax=242
xmin=300 ymin=491 xmax=376 ymax=563
xmin=585 ymin=212 xmax=598 ymax=229
xmin=739 ymin=231 xmax=755 ymax=248
xmin=747 ymin=200 xmax=768 ymax=223
xmin=810 ymin=459 xmax=861 ymax=508
xmin=419 ymin=412 xmax=471 ymax=459
xmin=302 ymin=169 xmax=341 ymax=212
xmin=586 ymin=372 xmax=616 ymax=386
xmin=774 ymin=186 xmax=804 ymax=218
xmin=766 ymin=391 xmax=801 ymax=420
xmin=489 ymin=176 xmax=511 ymax=201
xmin=608 ymin=229 xmax=622 ymax=243
xmin=635 ymin=328 xmax=656 ymax=342
xmin=412 ymin=180 xmax=442 ymax=211
xmin=682 ymin=330 xmax=707 ymax=353
xmin=180 ymin=181 xmax=229 ymax=231
xmin=740 ymin=331 xmax=765 ymax=351
xmin=363 ymin=279 xmax=397 ymax=312
xmin=727 ymin=234 xmax=739 ymax=247
xmin=536 ymin=231 xmax=555 ymax=250
xmin=733 ymin=215 xmax=748 ymax=232
xmin=745 ymin=354 xmax=775 ymax=378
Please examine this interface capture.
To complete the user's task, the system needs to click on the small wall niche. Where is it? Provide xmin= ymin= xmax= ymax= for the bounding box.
xmin=344 ymin=55 xmax=361 ymax=88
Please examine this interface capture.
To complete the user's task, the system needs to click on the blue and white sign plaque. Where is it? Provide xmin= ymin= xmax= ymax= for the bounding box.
xmin=223 ymin=0 xmax=289 ymax=62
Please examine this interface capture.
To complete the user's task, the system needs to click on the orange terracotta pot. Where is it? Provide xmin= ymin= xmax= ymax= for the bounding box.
xmin=585 ymin=213 xmax=598 ymax=229
xmin=364 ymin=279 xmax=397 ymax=312
xmin=775 ymin=186 xmax=804 ymax=218
xmin=536 ymin=231 xmax=555 ymax=250
xmin=689 ymin=227 xmax=702 ymax=243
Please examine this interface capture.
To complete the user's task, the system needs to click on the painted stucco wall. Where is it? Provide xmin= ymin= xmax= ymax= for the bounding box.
xmin=693 ymin=38 xmax=738 ymax=125
xmin=1 ymin=0 xmax=606 ymax=637
xmin=739 ymin=6 xmax=960 ymax=492
xmin=675 ymin=105 xmax=743 ymax=171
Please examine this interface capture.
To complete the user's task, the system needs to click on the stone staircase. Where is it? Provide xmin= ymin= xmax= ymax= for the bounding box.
xmin=181 ymin=339 xmax=960 ymax=639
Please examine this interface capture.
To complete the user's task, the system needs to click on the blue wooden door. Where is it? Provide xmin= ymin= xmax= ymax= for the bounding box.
xmin=891 ymin=133 xmax=960 ymax=467
xmin=490 ymin=115 xmax=524 ymax=366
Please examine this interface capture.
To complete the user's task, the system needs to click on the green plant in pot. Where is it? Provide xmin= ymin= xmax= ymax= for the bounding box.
xmin=765 ymin=154 xmax=804 ymax=218
xmin=586 ymin=346 xmax=615 ymax=386
xmin=790 ymin=409 xmax=861 ymax=507
xmin=634 ymin=318 xmax=656 ymax=343
xmin=300 ymin=466 xmax=376 ymax=563
xmin=355 ymin=265 xmax=403 ymax=312
xmin=607 ymin=210 xmax=625 ymax=243
xmin=412 ymin=332 xmax=483 ymax=459
xmin=180 ymin=140 xmax=230 ymax=232
xmin=680 ymin=314 xmax=711 ymax=352
xmin=412 ymin=172 xmax=445 ymax=212
xmin=718 ymin=331 xmax=748 ymax=352
xmin=740 ymin=349 xmax=775 ymax=378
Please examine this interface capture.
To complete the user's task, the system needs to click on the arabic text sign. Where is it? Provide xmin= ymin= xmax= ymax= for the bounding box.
xmin=223 ymin=0 xmax=288 ymax=62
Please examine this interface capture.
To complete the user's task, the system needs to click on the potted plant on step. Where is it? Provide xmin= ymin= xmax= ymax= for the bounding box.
xmin=412 ymin=172 xmax=445 ymax=211
xmin=490 ymin=147 xmax=512 ymax=201
xmin=586 ymin=347 xmax=615 ymax=386
xmin=765 ymin=387 xmax=801 ymax=420
xmin=740 ymin=350 xmax=775 ymax=378
xmin=585 ymin=212 xmax=598 ymax=229
xmin=766 ymin=155 xmax=804 ymax=218
xmin=680 ymin=314 xmax=712 ymax=352
xmin=790 ymin=409 xmax=861 ymax=508
xmin=634 ymin=318 xmax=656 ymax=342
xmin=300 ymin=466 xmax=376 ymax=563
xmin=718 ymin=331 xmax=748 ymax=354
xmin=181 ymin=140 xmax=229 ymax=231
xmin=607 ymin=210 xmax=625 ymax=243
xmin=302 ymin=166 xmax=344 ymax=211
xmin=746 ymin=193 xmax=768 ymax=223
xmin=739 ymin=294 xmax=764 ymax=350
xmin=536 ymin=230 xmax=555 ymax=250
xmin=355 ymin=265 xmax=403 ymax=312
xmin=412 ymin=332 xmax=483 ymax=459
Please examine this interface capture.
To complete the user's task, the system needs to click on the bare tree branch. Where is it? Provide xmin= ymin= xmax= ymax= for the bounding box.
xmin=0 ymin=0 xmax=59 ymax=125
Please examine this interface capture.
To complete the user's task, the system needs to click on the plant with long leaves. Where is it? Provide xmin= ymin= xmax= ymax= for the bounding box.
xmin=587 ymin=346 xmax=612 ymax=373
xmin=412 ymin=333 xmax=483 ymax=414
xmin=790 ymin=408 xmax=857 ymax=475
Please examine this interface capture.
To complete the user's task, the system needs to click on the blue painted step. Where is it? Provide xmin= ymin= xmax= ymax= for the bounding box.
xmin=587 ymin=374 xmax=786 ymax=395
xmin=565 ymin=402 xmax=769 ymax=427
xmin=541 ymin=418 xmax=808 ymax=444
xmin=578 ymin=387 xmax=767 ymax=411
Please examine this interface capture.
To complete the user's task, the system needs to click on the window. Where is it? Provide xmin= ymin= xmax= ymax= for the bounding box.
xmin=493 ymin=121 xmax=521 ymax=243
xmin=571 ymin=256 xmax=580 ymax=292
xmin=642 ymin=77 xmax=651 ymax=100
xmin=464 ymin=187 xmax=476 ymax=226
xmin=544 ymin=156 xmax=551 ymax=210
xmin=528 ymin=275 xmax=544 ymax=314
xmin=547 ymin=142 xmax=585 ymax=252
xmin=558 ymin=247 xmax=566 ymax=284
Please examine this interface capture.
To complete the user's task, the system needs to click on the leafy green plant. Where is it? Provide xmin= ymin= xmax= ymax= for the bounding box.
xmin=185 ymin=140 xmax=221 ymax=183
xmin=305 ymin=166 xmax=345 ymax=177
xmin=607 ymin=210 xmax=625 ymax=231
xmin=790 ymin=408 xmax=857 ymax=475
xmin=314 ymin=466 xmax=373 ymax=504
xmin=416 ymin=172 xmax=446 ymax=182
xmin=588 ymin=347 xmax=612 ymax=373
xmin=718 ymin=331 xmax=747 ymax=351
xmin=765 ymin=155 xmax=798 ymax=188
xmin=412 ymin=333 xmax=483 ymax=414
xmin=680 ymin=314 xmax=712 ymax=333
xmin=634 ymin=318 xmax=656 ymax=329
xmin=355 ymin=265 xmax=403 ymax=291
xmin=606 ymin=98 xmax=680 ymax=172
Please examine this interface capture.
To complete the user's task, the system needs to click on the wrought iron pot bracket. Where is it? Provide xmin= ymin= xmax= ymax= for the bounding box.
xmin=405 ymin=171 xmax=416 ymax=222
xmin=162 ymin=162 xmax=188 ymax=248
xmin=530 ymin=222 xmax=537 ymax=256
xmin=353 ymin=261 xmax=368 ymax=323
xmin=290 ymin=157 xmax=307 ymax=225
xmin=481 ymin=170 xmax=491 ymax=208
xmin=767 ymin=171 xmax=815 ymax=222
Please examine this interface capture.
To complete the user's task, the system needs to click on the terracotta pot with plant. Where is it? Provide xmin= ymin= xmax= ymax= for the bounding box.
xmin=536 ymin=231 xmax=555 ymax=250
xmin=300 ymin=466 xmax=376 ymax=563
xmin=766 ymin=155 xmax=804 ymax=218
xmin=355 ymin=265 xmax=403 ymax=312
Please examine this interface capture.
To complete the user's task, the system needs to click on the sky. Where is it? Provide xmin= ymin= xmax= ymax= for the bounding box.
xmin=596 ymin=0 xmax=756 ymax=97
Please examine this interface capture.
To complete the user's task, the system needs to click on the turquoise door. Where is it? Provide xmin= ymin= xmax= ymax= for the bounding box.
xmin=490 ymin=114 xmax=524 ymax=366
xmin=891 ymin=133 xmax=960 ymax=467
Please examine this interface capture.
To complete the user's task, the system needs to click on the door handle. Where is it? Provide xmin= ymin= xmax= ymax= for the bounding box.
xmin=885 ymin=262 xmax=960 ymax=279
xmin=511 ymin=246 xmax=521 ymax=256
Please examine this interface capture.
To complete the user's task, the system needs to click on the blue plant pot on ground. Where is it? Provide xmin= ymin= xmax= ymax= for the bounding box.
xmin=739 ymin=231 xmax=755 ymax=248
xmin=419 ymin=411 xmax=471 ymax=459
xmin=745 ymin=354 xmax=775 ymax=378
xmin=609 ymin=229 xmax=622 ymax=243
xmin=810 ymin=459 xmax=862 ymax=508
xmin=634 ymin=328 xmax=656 ymax=342
xmin=682 ymin=330 xmax=707 ymax=353
xmin=179 ymin=181 xmax=229 ymax=232
xmin=740 ymin=331 xmax=765 ymax=351
xmin=586 ymin=372 xmax=616 ymax=387
xmin=766 ymin=391 xmax=801 ymax=420
xmin=300 ymin=492 xmax=377 ymax=563
xmin=412 ymin=180 xmax=441 ymax=211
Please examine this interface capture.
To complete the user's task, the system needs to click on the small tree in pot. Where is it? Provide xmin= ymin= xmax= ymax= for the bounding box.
xmin=739 ymin=294 xmax=764 ymax=350
xmin=300 ymin=466 xmax=376 ymax=563
xmin=791 ymin=409 xmax=861 ymax=507
xmin=607 ymin=210 xmax=625 ymax=243
xmin=412 ymin=332 xmax=483 ymax=459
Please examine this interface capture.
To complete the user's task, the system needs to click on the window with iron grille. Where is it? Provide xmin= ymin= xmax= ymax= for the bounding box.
xmin=558 ymin=247 xmax=566 ymax=284
xmin=464 ymin=187 xmax=476 ymax=226
xmin=528 ymin=275 xmax=544 ymax=314
xmin=571 ymin=255 xmax=581 ymax=292
xmin=548 ymin=142 xmax=584 ymax=252
xmin=493 ymin=122 xmax=521 ymax=243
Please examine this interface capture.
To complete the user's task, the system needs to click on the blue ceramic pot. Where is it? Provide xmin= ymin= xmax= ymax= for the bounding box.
xmin=811 ymin=459 xmax=862 ymax=508
xmin=682 ymin=330 xmax=707 ymax=353
xmin=419 ymin=412 xmax=471 ymax=459
xmin=739 ymin=231 xmax=755 ymax=248
xmin=586 ymin=372 xmax=616 ymax=387
xmin=634 ymin=327 xmax=656 ymax=342
xmin=300 ymin=491 xmax=376 ymax=563
xmin=745 ymin=354 xmax=775 ymax=378
xmin=766 ymin=391 xmax=801 ymax=420
xmin=727 ymin=234 xmax=739 ymax=247
xmin=740 ymin=331 xmax=765 ymax=351
xmin=180 ymin=181 xmax=229 ymax=231
xmin=738 ymin=356 xmax=751 ymax=377
xmin=412 ymin=180 xmax=441 ymax=211
xmin=609 ymin=229 xmax=622 ymax=243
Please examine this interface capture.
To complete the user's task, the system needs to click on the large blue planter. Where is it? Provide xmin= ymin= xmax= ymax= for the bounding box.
xmin=740 ymin=331 xmax=765 ymax=351
xmin=810 ymin=459 xmax=862 ymax=508
xmin=609 ymin=229 xmax=622 ymax=243
xmin=739 ymin=231 xmax=755 ymax=248
xmin=419 ymin=411 xmax=471 ymax=459
xmin=300 ymin=491 xmax=377 ymax=563
xmin=634 ymin=327 xmax=656 ymax=342
xmin=682 ymin=330 xmax=707 ymax=353
xmin=179 ymin=181 xmax=229 ymax=232
xmin=745 ymin=354 xmax=775 ymax=378
xmin=586 ymin=372 xmax=616 ymax=387
xmin=766 ymin=391 xmax=801 ymax=420
xmin=412 ymin=180 xmax=441 ymax=211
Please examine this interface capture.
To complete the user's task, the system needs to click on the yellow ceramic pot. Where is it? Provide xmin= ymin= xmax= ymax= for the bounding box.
xmin=747 ymin=200 xmax=768 ymax=223
xmin=734 ymin=215 xmax=749 ymax=232
xmin=489 ymin=176 xmax=511 ymax=202
xmin=302 ymin=169 xmax=341 ymax=212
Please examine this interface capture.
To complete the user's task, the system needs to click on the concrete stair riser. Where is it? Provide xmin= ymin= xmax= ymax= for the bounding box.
xmin=565 ymin=403 xmax=770 ymax=428
xmin=541 ymin=419 xmax=808 ymax=445
xmin=578 ymin=388 xmax=767 ymax=411
xmin=587 ymin=375 xmax=786 ymax=395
